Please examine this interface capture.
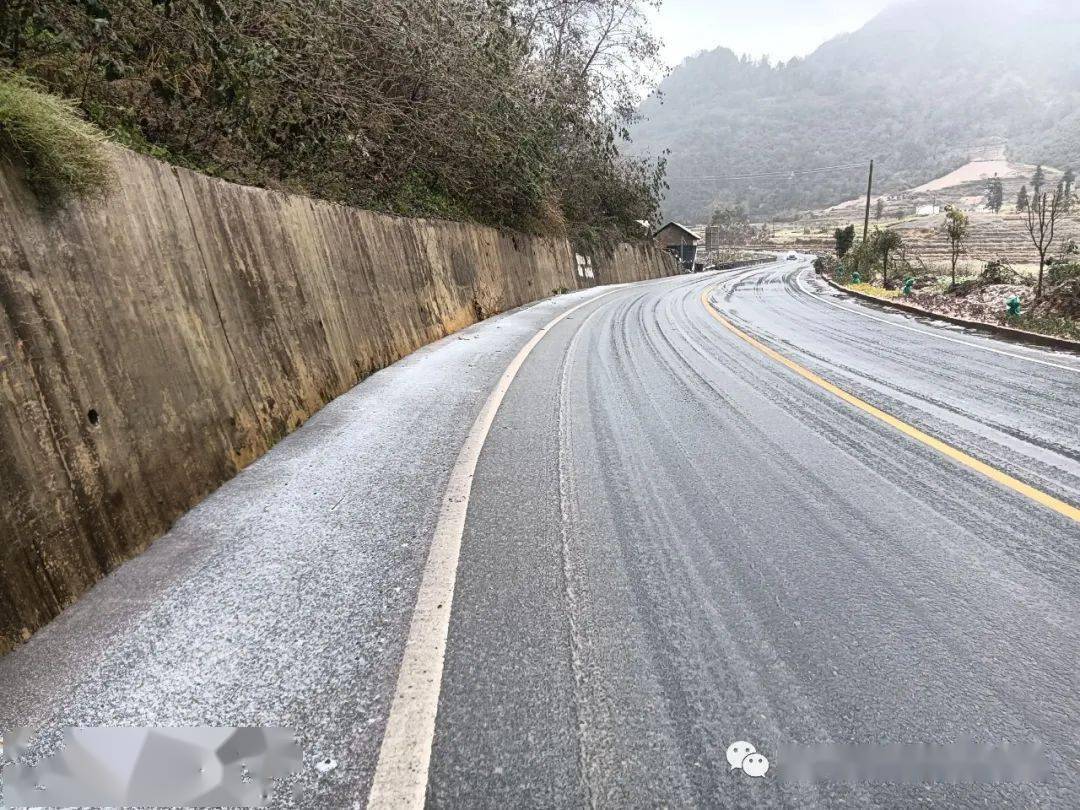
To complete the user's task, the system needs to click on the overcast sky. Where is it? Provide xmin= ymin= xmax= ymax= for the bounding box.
xmin=650 ymin=0 xmax=897 ymax=67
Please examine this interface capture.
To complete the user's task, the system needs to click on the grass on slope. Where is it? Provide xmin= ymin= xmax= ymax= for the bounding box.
xmin=846 ymin=283 xmax=902 ymax=299
xmin=1010 ymin=313 xmax=1080 ymax=342
xmin=0 ymin=72 xmax=114 ymax=205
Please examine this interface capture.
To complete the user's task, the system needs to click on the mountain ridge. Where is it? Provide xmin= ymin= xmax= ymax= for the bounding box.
xmin=632 ymin=0 xmax=1080 ymax=222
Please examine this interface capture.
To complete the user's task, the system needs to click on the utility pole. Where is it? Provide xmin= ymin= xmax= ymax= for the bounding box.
xmin=862 ymin=159 xmax=874 ymax=244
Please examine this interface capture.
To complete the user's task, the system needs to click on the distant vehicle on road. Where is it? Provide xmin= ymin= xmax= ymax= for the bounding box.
xmin=786 ymin=253 xmax=798 ymax=261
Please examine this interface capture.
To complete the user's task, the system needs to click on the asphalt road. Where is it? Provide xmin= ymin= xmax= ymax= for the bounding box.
xmin=2 ymin=259 xmax=1078 ymax=808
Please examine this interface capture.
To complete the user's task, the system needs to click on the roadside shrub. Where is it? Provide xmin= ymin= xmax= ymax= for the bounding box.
xmin=1012 ymin=310 xmax=1080 ymax=341
xmin=1046 ymin=260 xmax=1080 ymax=287
xmin=0 ymin=1 xmax=663 ymax=243
xmin=813 ymin=255 xmax=835 ymax=274
xmin=834 ymin=263 xmax=857 ymax=285
xmin=0 ymin=73 xmax=114 ymax=204
xmin=815 ymin=254 xmax=862 ymax=284
xmin=980 ymin=258 xmax=1029 ymax=286
xmin=896 ymin=256 xmax=936 ymax=289
xmin=844 ymin=240 xmax=880 ymax=285
xmin=1034 ymin=277 xmax=1080 ymax=320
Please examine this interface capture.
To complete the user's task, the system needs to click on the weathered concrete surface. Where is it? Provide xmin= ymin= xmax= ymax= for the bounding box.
xmin=0 ymin=147 xmax=677 ymax=652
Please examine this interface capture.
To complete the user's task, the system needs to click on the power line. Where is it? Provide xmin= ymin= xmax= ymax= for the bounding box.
xmin=666 ymin=161 xmax=869 ymax=183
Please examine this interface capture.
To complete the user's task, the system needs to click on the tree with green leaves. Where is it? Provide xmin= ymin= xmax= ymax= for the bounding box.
xmin=984 ymin=175 xmax=1004 ymax=213
xmin=1033 ymin=164 xmax=1046 ymax=198
xmin=872 ymin=228 xmax=903 ymax=288
xmin=1061 ymin=168 xmax=1075 ymax=211
xmin=875 ymin=198 xmax=884 ymax=220
xmin=1016 ymin=184 xmax=1029 ymax=213
xmin=845 ymin=239 xmax=876 ymax=284
xmin=834 ymin=224 xmax=856 ymax=259
xmin=942 ymin=207 xmax=969 ymax=288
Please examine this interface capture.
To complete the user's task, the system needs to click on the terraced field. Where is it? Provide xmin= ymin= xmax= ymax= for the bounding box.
xmin=756 ymin=210 xmax=1080 ymax=269
xmin=748 ymin=161 xmax=1080 ymax=270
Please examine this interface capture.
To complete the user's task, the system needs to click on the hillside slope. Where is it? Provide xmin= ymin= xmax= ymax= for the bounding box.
xmin=1 ymin=2 xmax=664 ymax=245
xmin=756 ymin=159 xmax=1080 ymax=269
xmin=633 ymin=0 xmax=1080 ymax=222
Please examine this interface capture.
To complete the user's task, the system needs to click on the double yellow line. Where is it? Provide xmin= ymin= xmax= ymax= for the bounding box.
xmin=700 ymin=286 xmax=1080 ymax=524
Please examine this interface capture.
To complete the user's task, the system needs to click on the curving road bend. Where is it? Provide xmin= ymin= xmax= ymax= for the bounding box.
xmin=1 ymin=259 xmax=1078 ymax=808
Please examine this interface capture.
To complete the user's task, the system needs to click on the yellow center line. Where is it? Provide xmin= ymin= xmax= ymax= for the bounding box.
xmin=699 ymin=285 xmax=1080 ymax=524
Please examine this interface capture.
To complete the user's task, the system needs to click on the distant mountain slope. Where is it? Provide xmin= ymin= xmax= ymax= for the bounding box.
xmin=632 ymin=0 xmax=1080 ymax=222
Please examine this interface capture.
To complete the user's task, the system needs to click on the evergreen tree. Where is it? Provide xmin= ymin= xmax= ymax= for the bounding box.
xmin=985 ymin=176 xmax=1004 ymax=212
xmin=1033 ymin=165 xmax=1046 ymax=198
xmin=1016 ymin=184 xmax=1030 ymax=212
xmin=875 ymin=198 xmax=885 ymax=220
xmin=834 ymin=224 xmax=856 ymax=258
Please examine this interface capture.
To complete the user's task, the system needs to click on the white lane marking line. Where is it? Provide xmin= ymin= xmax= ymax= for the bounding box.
xmin=793 ymin=269 xmax=1079 ymax=373
xmin=367 ymin=289 xmax=620 ymax=809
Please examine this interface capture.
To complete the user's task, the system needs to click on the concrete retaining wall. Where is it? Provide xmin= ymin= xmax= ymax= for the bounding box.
xmin=0 ymin=148 xmax=677 ymax=652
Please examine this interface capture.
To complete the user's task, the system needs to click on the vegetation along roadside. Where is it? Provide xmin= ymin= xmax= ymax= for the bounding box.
xmin=812 ymin=171 xmax=1080 ymax=342
xmin=0 ymin=1 xmax=667 ymax=248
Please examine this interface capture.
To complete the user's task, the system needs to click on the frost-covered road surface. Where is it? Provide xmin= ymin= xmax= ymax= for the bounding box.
xmin=1 ymin=260 xmax=1078 ymax=808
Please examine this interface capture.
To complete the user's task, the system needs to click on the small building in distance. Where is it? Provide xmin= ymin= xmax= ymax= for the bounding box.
xmin=653 ymin=222 xmax=702 ymax=271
